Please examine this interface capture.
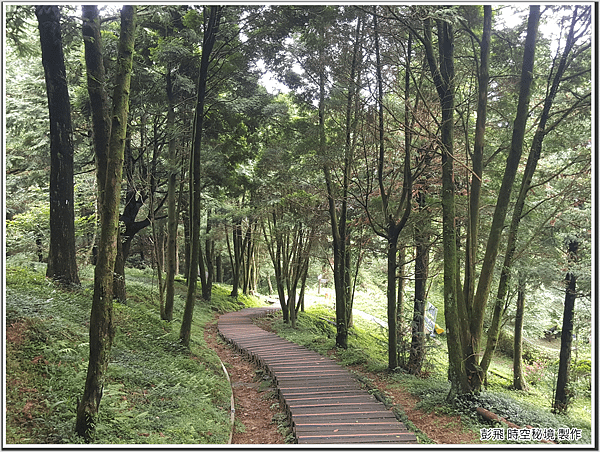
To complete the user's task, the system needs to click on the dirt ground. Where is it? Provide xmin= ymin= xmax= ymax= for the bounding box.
xmin=205 ymin=314 xmax=481 ymax=445
xmin=350 ymin=366 xmax=481 ymax=444
xmin=204 ymin=320 xmax=288 ymax=444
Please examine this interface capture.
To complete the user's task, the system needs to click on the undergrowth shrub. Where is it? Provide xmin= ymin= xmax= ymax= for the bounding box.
xmin=496 ymin=329 xmax=552 ymax=364
xmin=571 ymin=359 xmax=591 ymax=396
xmin=453 ymin=391 xmax=591 ymax=444
xmin=5 ymin=264 xmax=268 ymax=445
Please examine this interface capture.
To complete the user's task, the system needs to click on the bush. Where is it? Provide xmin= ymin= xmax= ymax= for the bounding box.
xmin=496 ymin=329 xmax=551 ymax=363
xmin=571 ymin=359 xmax=591 ymax=396
xmin=5 ymin=265 xmax=267 ymax=445
xmin=523 ymin=361 xmax=549 ymax=387
xmin=453 ymin=391 xmax=591 ymax=444
xmin=6 ymin=203 xmax=49 ymax=257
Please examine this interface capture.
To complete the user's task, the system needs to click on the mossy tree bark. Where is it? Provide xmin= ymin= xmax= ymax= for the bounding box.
xmin=480 ymin=5 xmax=589 ymax=379
xmin=180 ymin=6 xmax=222 ymax=347
xmin=373 ymin=8 xmax=413 ymax=369
xmin=408 ymin=191 xmax=429 ymax=376
xmin=82 ymin=5 xmax=111 ymax=222
xmin=76 ymin=5 xmax=136 ymax=440
xmin=468 ymin=6 xmax=540 ymax=391
xmin=421 ymin=15 xmax=466 ymax=396
xmin=513 ymin=273 xmax=528 ymax=390
xmin=554 ymin=239 xmax=579 ymax=414
xmin=35 ymin=5 xmax=79 ymax=286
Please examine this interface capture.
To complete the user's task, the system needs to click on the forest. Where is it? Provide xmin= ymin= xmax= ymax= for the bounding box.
xmin=4 ymin=3 xmax=593 ymax=445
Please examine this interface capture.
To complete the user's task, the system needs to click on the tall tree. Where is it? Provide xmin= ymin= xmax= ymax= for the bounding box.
xmin=480 ymin=5 xmax=592 ymax=378
xmin=180 ymin=5 xmax=222 ymax=347
xmin=463 ymin=5 xmax=491 ymax=315
xmin=407 ymin=190 xmax=429 ymax=375
xmin=163 ymin=61 xmax=178 ymax=320
xmin=420 ymin=9 xmax=468 ymax=396
xmin=322 ymin=10 xmax=363 ymax=349
xmin=466 ymin=6 xmax=540 ymax=390
xmin=35 ymin=5 xmax=79 ymax=285
xmin=369 ymin=8 xmax=413 ymax=369
xmin=76 ymin=5 xmax=136 ymax=439
xmin=553 ymin=238 xmax=579 ymax=413
xmin=512 ymin=272 xmax=528 ymax=391
xmin=81 ymin=5 xmax=111 ymax=223
xmin=416 ymin=5 xmax=540 ymax=395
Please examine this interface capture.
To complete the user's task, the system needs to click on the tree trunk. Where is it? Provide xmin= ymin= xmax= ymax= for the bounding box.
xmin=36 ymin=5 xmax=79 ymax=286
xmin=298 ymin=256 xmax=309 ymax=313
xmin=113 ymin=141 xmax=157 ymax=301
xmin=481 ymin=5 xmax=584 ymax=379
xmin=182 ymin=196 xmax=190 ymax=281
xmin=513 ymin=273 xmax=527 ymax=390
xmin=463 ymin=5 xmax=491 ymax=311
xmin=396 ymin=245 xmax=406 ymax=366
xmin=468 ymin=6 xmax=540 ymax=391
xmin=553 ymin=239 xmax=579 ymax=414
xmin=321 ymin=66 xmax=348 ymax=346
xmin=82 ymin=6 xmax=111 ymax=222
xmin=164 ymin=64 xmax=178 ymax=320
xmin=112 ymin=236 xmax=128 ymax=302
xmin=273 ymin=220 xmax=289 ymax=323
xmin=242 ymin=220 xmax=254 ymax=296
xmin=374 ymin=8 xmax=412 ymax=370
xmin=76 ymin=6 xmax=136 ymax=439
xmin=408 ymin=191 xmax=429 ymax=376
xmin=423 ymin=15 xmax=468 ymax=397
xmin=180 ymin=6 xmax=221 ymax=347
xmin=202 ymin=211 xmax=215 ymax=301
xmin=216 ymin=254 xmax=223 ymax=283
xmin=152 ymin=218 xmax=165 ymax=316
xmin=230 ymin=218 xmax=243 ymax=297
xmin=386 ymin=235 xmax=398 ymax=369
xmin=198 ymin=212 xmax=214 ymax=301
xmin=397 ymin=32 xmax=413 ymax=368
xmin=321 ymin=14 xmax=363 ymax=349
xmin=262 ymin=212 xmax=291 ymax=323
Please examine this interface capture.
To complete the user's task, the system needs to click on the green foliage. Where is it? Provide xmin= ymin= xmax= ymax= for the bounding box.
xmin=569 ymin=359 xmax=591 ymax=398
xmin=452 ymin=391 xmax=591 ymax=444
xmin=4 ymin=3 xmax=592 ymax=445
xmin=267 ymin=304 xmax=387 ymax=371
xmin=494 ymin=329 xmax=553 ymax=364
xmin=5 ymin=264 xmax=271 ymax=445
xmin=266 ymin=293 xmax=590 ymax=445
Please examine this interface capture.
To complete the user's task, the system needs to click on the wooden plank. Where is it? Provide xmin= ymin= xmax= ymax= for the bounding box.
xmin=217 ymin=307 xmax=418 ymax=445
xmin=295 ymin=423 xmax=408 ymax=433
xmin=291 ymin=405 xmax=392 ymax=415
xmin=298 ymin=433 xmax=418 ymax=444
xmin=291 ymin=410 xmax=397 ymax=420
xmin=286 ymin=394 xmax=372 ymax=403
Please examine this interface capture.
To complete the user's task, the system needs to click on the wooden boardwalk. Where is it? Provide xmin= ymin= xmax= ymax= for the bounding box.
xmin=218 ymin=307 xmax=418 ymax=445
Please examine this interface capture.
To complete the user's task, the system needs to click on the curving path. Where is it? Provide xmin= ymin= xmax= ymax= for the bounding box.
xmin=218 ymin=307 xmax=418 ymax=445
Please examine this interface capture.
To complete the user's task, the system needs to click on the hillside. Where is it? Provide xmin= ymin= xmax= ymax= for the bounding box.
xmin=5 ymin=264 xmax=592 ymax=445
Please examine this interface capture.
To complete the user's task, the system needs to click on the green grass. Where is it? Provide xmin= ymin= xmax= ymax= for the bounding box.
xmin=5 ymin=264 xmax=268 ymax=444
xmin=266 ymin=299 xmax=592 ymax=446
xmin=6 ymin=267 xmax=591 ymax=445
